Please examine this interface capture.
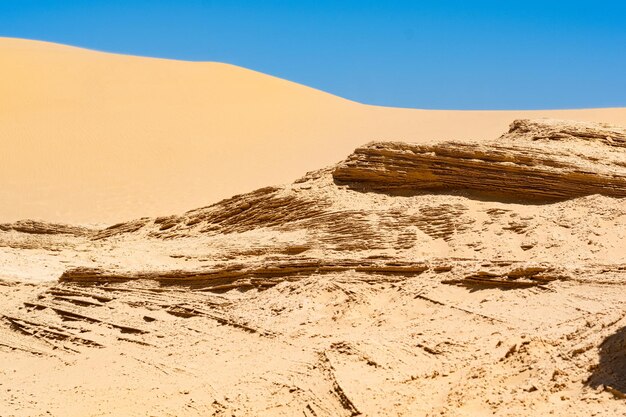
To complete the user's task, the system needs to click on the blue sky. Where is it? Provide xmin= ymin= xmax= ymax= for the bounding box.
xmin=1 ymin=0 xmax=625 ymax=109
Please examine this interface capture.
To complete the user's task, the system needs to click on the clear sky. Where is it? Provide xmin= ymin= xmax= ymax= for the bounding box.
xmin=1 ymin=0 xmax=625 ymax=109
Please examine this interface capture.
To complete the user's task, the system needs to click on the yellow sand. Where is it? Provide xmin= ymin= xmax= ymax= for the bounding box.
xmin=2 ymin=37 xmax=626 ymax=224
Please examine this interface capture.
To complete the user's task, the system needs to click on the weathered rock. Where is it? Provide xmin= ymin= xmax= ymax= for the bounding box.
xmin=59 ymin=259 xmax=430 ymax=291
xmin=0 ymin=220 xmax=93 ymax=236
xmin=502 ymin=118 xmax=626 ymax=147
xmin=4 ymin=119 xmax=626 ymax=417
xmin=333 ymin=119 xmax=626 ymax=201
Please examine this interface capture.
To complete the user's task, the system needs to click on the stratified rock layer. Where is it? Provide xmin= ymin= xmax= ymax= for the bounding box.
xmin=333 ymin=119 xmax=626 ymax=201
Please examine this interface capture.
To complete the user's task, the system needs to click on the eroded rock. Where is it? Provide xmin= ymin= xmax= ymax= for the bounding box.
xmin=333 ymin=119 xmax=626 ymax=201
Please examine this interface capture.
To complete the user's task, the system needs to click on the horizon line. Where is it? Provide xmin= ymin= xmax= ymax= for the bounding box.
xmin=2 ymin=35 xmax=625 ymax=113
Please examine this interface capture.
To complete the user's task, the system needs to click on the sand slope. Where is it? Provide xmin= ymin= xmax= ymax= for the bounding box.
xmin=2 ymin=37 xmax=626 ymax=224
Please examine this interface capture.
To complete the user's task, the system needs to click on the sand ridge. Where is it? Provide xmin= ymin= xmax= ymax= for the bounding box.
xmin=2 ymin=37 xmax=626 ymax=224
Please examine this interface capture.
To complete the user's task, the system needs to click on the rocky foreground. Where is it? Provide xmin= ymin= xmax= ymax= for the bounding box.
xmin=2 ymin=119 xmax=626 ymax=416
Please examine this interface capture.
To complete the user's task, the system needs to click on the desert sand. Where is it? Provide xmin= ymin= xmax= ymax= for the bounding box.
xmin=2 ymin=38 xmax=626 ymax=417
xmin=2 ymin=117 xmax=626 ymax=416
xmin=2 ymin=37 xmax=626 ymax=224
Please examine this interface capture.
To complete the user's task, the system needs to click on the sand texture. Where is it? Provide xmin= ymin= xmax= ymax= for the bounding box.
xmin=2 ymin=119 xmax=626 ymax=416
xmin=2 ymin=37 xmax=626 ymax=224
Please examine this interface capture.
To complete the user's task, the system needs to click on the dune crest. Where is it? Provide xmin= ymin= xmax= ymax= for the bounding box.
xmin=2 ymin=37 xmax=626 ymax=223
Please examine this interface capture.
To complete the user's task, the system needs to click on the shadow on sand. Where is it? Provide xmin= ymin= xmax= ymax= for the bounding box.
xmin=587 ymin=326 xmax=626 ymax=396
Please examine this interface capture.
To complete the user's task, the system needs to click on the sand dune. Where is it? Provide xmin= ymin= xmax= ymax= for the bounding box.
xmin=2 ymin=37 xmax=626 ymax=224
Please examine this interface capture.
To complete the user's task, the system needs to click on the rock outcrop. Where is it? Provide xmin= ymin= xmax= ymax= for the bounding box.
xmin=502 ymin=118 xmax=626 ymax=147
xmin=333 ymin=119 xmax=626 ymax=201
xmin=0 ymin=220 xmax=92 ymax=236
xmin=3 ymin=119 xmax=626 ymax=416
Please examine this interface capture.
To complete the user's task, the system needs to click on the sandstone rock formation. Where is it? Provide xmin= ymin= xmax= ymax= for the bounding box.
xmin=333 ymin=119 xmax=626 ymax=201
xmin=2 ymin=119 xmax=626 ymax=416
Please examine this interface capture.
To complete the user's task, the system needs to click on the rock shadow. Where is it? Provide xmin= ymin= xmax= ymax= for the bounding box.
xmin=332 ymin=180 xmax=565 ymax=206
xmin=587 ymin=326 xmax=626 ymax=396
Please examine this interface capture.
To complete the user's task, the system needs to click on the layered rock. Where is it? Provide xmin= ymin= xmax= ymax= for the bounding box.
xmin=502 ymin=118 xmax=626 ymax=147
xmin=333 ymin=119 xmax=626 ymax=201
xmin=0 ymin=220 xmax=92 ymax=236
xmin=3 ymin=119 xmax=626 ymax=416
